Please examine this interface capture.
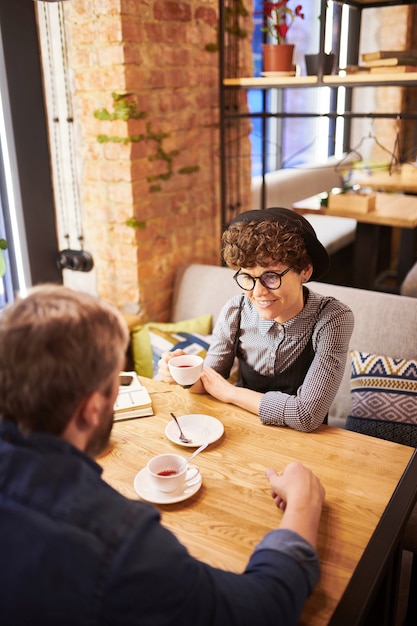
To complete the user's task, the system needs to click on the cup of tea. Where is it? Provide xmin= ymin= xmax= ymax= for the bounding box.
xmin=147 ymin=453 xmax=200 ymax=493
xmin=168 ymin=354 xmax=204 ymax=388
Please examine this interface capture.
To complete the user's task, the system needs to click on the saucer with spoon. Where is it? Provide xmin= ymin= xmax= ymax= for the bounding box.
xmin=166 ymin=412 xmax=224 ymax=448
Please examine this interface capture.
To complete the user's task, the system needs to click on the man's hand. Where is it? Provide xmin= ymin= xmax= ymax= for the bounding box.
xmin=266 ymin=462 xmax=325 ymax=548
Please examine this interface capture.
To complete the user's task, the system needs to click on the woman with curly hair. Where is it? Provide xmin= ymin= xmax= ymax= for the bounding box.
xmin=159 ymin=207 xmax=354 ymax=432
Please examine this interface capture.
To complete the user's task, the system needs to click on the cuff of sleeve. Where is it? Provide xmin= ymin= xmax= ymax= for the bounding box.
xmin=255 ymin=528 xmax=320 ymax=593
xmin=259 ymin=392 xmax=286 ymax=426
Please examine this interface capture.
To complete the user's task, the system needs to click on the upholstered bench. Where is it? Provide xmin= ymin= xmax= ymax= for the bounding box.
xmin=127 ymin=263 xmax=417 ymax=431
xmin=401 ymin=262 xmax=417 ymax=298
xmin=251 ymin=159 xmax=357 ymax=256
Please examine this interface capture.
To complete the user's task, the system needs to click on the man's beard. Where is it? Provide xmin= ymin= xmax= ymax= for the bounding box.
xmin=85 ymin=401 xmax=114 ymax=457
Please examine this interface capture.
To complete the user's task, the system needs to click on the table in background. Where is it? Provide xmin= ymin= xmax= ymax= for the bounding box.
xmin=356 ymin=171 xmax=417 ymax=195
xmin=99 ymin=379 xmax=417 ymax=626
xmin=292 ymin=192 xmax=417 ymax=290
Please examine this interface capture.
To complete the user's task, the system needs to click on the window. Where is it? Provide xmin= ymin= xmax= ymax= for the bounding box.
xmin=0 ymin=27 xmax=31 ymax=306
xmin=0 ymin=0 xmax=61 ymax=309
xmin=249 ymin=0 xmax=347 ymax=177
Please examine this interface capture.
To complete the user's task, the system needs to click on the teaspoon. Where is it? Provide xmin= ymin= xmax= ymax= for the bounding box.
xmin=179 ymin=442 xmax=208 ymax=472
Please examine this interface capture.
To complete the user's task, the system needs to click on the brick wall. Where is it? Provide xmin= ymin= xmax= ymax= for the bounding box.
xmin=63 ymin=0 xmax=252 ymax=321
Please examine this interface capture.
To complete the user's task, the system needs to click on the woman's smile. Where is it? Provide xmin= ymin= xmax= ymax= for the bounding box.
xmin=254 ymin=296 xmax=278 ymax=310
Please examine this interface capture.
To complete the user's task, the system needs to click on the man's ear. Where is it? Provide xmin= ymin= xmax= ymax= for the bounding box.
xmin=62 ymin=391 xmax=104 ymax=448
xmin=77 ymin=391 xmax=104 ymax=431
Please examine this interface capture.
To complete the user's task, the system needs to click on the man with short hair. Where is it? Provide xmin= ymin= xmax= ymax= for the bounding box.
xmin=0 ymin=284 xmax=325 ymax=626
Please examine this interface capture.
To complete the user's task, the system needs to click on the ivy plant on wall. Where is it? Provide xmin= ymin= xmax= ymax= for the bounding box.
xmin=205 ymin=0 xmax=248 ymax=52
xmin=0 ymin=238 xmax=7 ymax=277
xmin=94 ymin=92 xmax=200 ymax=196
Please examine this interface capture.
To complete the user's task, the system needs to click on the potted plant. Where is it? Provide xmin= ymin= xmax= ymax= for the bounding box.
xmin=305 ymin=2 xmax=335 ymax=76
xmin=257 ymin=1 xmax=305 ymax=73
xmin=305 ymin=52 xmax=335 ymax=75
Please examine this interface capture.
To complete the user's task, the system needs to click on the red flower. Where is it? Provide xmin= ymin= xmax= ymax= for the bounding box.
xmin=295 ymin=5 xmax=304 ymax=19
xmin=276 ymin=23 xmax=289 ymax=40
xmin=257 ymin=1 xmax=305 ymax=45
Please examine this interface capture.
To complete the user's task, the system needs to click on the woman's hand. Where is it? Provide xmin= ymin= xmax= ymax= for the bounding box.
xmin=199 ymin=366 xmax=235 ymax=403
xmin=158 ymin=351 xmax=205 ymax=393
xmin=157 ymin=349 xmax=187 ymax=384
xmin=201 ymin=367 xmax=263 ymax=414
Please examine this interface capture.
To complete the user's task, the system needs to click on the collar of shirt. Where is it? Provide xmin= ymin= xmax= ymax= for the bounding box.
xmin=0 ymin=418 xmax=102 ymax=475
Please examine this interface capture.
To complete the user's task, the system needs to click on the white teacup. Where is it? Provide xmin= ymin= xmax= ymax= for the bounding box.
xmin=147 ymin=453 xmax=200 ymax=493
xmin=168 ymin=354 xmax=204 ymax=387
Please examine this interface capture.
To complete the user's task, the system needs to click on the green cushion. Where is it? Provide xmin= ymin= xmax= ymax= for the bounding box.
xmin=131 ymin=314 xmax=212 ymax=378
xmin=346 ymin=350 xmax=417 ymax=446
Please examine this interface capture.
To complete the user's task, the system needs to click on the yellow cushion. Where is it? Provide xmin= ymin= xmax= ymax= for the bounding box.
xmin=131 ymin=314 xmax=212 ymax=378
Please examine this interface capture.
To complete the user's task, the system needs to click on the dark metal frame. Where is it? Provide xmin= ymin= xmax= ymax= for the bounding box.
xmin=219 ymin=0 xmax=417 ymax=229
xmin=0 ymin=0 xmax=61 ymax=289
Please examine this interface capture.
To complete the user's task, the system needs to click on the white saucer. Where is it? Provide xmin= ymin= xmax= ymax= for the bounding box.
xmin=165 ymin=414 xmax=224 ymax=448
xmin=134 ymin=466 xmax=202 ymax=504
xmin=261 ymin=70 xmax=296 ymax=77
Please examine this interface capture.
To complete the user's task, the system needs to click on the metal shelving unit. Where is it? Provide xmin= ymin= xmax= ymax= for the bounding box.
xmin=218 ymin=0 xmax=417 ymax=226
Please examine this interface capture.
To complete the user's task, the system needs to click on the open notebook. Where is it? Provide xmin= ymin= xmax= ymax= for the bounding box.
xmin=114 ymin=371 xmax=153 ymax=421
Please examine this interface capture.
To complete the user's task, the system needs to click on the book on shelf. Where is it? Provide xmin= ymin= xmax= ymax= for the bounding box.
xmin=369 ymin=65 xmax=417 ymax=74
xmin=343 ymin=65 xmax=370 ymax=74
xmin=363 ymin=56 xmax=417 ymax=68
xmin=362 ymin=50 xmax=417 ymax=62
xmin=114 ymin=371 xmax=153 ymax=420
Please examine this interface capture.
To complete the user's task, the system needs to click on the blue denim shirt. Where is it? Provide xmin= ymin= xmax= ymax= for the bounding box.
xmin=0 ymin=419 xmax=319 ymax=626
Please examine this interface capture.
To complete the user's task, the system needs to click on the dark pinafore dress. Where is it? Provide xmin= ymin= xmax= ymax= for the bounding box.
xmin=234 ymin=295 xmax=328 ymax=423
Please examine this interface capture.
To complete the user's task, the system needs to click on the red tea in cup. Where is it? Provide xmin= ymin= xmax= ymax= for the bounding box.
xmin=147 ymin=453 xmax=200 ymax=493
xmin=147 ymin=453 xmax=189 ymax=492
xmin=168 ymin=355 xmax=204 ymax=386
xmin=157 ymin=469 xmax=178 ymax=476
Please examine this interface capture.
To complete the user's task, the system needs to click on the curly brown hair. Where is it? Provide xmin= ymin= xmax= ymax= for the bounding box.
xmin=222 ymin=220 xmax=312 ymax=271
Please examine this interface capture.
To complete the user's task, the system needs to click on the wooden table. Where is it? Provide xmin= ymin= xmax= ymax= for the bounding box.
xmin=292 ymin=192 xmax=417 ymax=290
xmin=355 ymin=171 xmax=417 ymax=195
xmin=99 ymin=379 xmax=417 ymax=626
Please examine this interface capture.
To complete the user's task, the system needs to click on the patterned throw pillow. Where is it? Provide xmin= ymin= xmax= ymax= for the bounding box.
xmin=346 ymin=350 xmax=417 ymax=447
xmin=131 ymin=315 xmax=212 ymax=378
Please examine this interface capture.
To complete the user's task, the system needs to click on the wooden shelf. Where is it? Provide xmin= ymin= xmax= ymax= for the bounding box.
xmin=323 ymin=72 xmax=417 ymax=86
xmin=340 ymin=0 xmax=417 ymax=7
xmin=224 ymin=76 xmax=318 ymax=89
xmin=224 ymin=72 xmax=417 ymax=90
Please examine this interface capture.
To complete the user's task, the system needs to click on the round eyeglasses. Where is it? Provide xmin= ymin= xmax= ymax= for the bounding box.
xmin=233 ymin=267 xmax=293 ymax=291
